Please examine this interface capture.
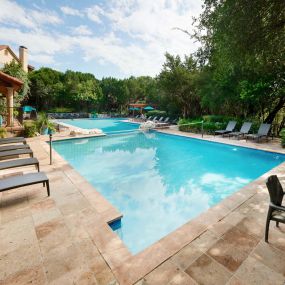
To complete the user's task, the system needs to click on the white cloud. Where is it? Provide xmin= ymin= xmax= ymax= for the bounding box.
xmin=60 ymin=6 xmax=83 ymax=17
xmin=0 ymin=0 xmax=203 ymax=76
xmin=86 ymin=5 xmax=104 ymax=23
xmin=0 ymin=0 xmax=62 ymax=29
xmin=73 ymin=25 xmax=92 ymax=36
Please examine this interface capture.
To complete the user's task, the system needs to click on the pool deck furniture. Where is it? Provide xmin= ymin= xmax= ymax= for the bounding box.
xmin=265 ymin=175 xmax=285 ymax=242
xmin=214 ymin=121 xmax=237 ymax=136
xmin=0 ymin=157 xmax=40 ymax=171
xmin=0 ymin=144 xmax=30 ymax=152
xmin=228 ymin=122 xmax=252 ymax=139
xmin=155 ymin=117 xmax=170 ymax=127
xmin=246 ymin=123 xmax=271 ymax=142
xmin=0 ymin=137 xmax=26 ymax=145
xmin=0 ymin=148 xmax=33 ymax=160
xmin=0 ymin=172 xmax=50 ymax=196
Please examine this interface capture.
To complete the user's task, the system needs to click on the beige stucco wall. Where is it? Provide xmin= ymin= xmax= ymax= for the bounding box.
xmin=0 ymin=49 xmax=16 ymax=69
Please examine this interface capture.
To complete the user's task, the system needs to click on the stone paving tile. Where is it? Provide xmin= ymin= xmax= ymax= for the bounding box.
xmin=170 ymin=243 xmax=203 ymax=270
xmin=0 ymin=265 xmax=47 ymax=285
xmin=226 ymin=276 xmax=248 ymax=285
xmin=0 ymin=242 xmax=42 ymax=281
xmin=167 ymin=271 xmax=198 ymax=285
xmin=191 ymin=230 xmax=219 ymax=252
xmin=207 ymin=226 xmax=259 ymax=272
xmin=251 ymin=241 xmax=285 ymax=276
xmin=235 ymin=256 xmax=285 ymax=285
xmin=185 ymin=253 xmax=232 ymax=285
xmin=0 ymin=216 xmax=37 ymax=256
xmin=144 ymin=260 xmax=180 ymax=285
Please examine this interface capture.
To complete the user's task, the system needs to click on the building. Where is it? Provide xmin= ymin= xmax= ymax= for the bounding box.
xmin=0 ymin=45 xmax=34 ymax=127
xmin=0 ymin=45 xmax=34 ymax=72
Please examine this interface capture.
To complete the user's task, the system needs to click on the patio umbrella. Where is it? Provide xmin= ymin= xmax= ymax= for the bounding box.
xmin=133 ymin=107 xmax=140 ymax=111
xmin=129 ymin=107 xmax=135 ymax=111
xmin=144 ymin=106 xmax=154 ymax=111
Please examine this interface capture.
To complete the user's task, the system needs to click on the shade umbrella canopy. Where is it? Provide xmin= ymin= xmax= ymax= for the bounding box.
xmin=129 ymin=107 xmax=135 ymax=111
xmin=23 ymin=106 xmax=36 ymax=112
xmin=144 ymin=106 xmax=154 ymax=110
xmin=133 ymin=107 xmax=140 ymax=111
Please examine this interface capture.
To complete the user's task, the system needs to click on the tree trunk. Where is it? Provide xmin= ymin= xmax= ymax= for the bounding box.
xmin=264 ymin=97 xmax=285 ymax=123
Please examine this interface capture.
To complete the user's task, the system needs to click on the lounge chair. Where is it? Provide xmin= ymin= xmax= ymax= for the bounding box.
xmin=0 ymin=149 xmax=33 ymax=160
xmin=0 ymin=137 xmax=26 ymax=145
xmin=155 ymin=117 xmax=164 ymax=123
xmin=156 ymin=117 xmax=170 ymax=127
xmin=151 ymin=116 xmax=158 ymax=122
xmin=265 ymin=175 xmax=285 ymax=242
xmin=0 ymin=144 xmax=30 ymax=152
xmin=245 ymin=123 xmax=271 ymax=142
xmin=229 ymin=122 xmax=252 ymax=139
xmin=214 ymin=121 xmax=237 ymax=136
xmin=147 ymin=116 xmax=152 ymax=121
xmin=0 ymin=158 xmax=39 ymax=171
xmin=0 ymin=172 xmax=50 ymax=196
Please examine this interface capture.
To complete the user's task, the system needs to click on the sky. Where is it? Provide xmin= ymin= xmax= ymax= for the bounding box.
xmin=0 ymin=0 xmax=203 ymax=79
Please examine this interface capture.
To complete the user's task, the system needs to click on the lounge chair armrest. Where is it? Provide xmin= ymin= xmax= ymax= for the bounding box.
xmin=270 ymin=202 xmax=285 ymax=212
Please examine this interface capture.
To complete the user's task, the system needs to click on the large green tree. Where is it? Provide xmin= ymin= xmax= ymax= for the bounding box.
xmin=195 ymin=0 xmax=285 ymax=124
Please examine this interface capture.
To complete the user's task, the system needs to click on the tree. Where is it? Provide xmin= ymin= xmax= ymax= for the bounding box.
xmin=194 ymin=0 xmax=285 ymax=123
xmin=158 ymin=53 xmax=201 ymax=118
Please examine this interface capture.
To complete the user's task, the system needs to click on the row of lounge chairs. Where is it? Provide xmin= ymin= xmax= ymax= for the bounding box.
xmin=0 ymin=137 xmax=50 ymax=196
xmin=133 ymin=115 xmax=178 ymax=126
xmin=214 ymin=121 xmax=271 ymax=141
xmin=48 ymin=113 xmax=89 ymax=119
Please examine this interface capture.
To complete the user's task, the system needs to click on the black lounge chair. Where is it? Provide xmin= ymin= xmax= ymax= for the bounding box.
xmin=147 ymin=116 xmax=153 ymax=121
xmin=265 ymin=175 xmax=285 ymax=242
xmin=0 ymin=144 xmax=30 ymax=152
xmin=155 ymin=117 xmax=164 ymax=123
xmin=0 ymin=149 xmax=33 ymax=160
xmin=0 ymin=158 xmax=39 ymax=171
xmin=151 ymin=116 xmax=158 ymax=122
xmin=214 ymin=121 xmax=237 ymax=136
xmin=156 ymin=117 xmax=170 ymax=126
xmin=246 ymin=123 xmax=271 ymax=142
xmin=0 ymin=172 xmax=50 ymax=196
xmin=0 ymin=137 xmax=26 ymax=145
xmin=229 ymin=122 xmax=252 ymax=139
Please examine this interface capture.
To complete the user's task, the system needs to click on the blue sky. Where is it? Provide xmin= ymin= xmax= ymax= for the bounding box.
xmin=0 ymin=0 xmax=202 ymax=79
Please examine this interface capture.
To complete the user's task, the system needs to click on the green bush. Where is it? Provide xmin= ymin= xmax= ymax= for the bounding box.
xmin=146 ymin=110 xmax=167 ymax=118
xmin=281 ymin=129 xmax=285 ymax=148
xmin=0 ymin=127 xmax=7 ymax=138
xmin=48 ymin=107 xmax=75 ymax=113
xmin=24 ymin=122 xmax=38 ymax=137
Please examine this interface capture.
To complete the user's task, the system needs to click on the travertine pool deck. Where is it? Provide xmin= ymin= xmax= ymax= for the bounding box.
xmin=0 ymin=130 xmax=285 ymax=285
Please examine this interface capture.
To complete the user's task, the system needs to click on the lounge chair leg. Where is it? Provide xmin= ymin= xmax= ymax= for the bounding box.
xmin=36 ymin=163 xmax=40 ymax=172
xmin=46 ymin=180 xmax=50 ymax=196
xmin=276 ymin=221 xmax=279 ymax=227
xmin=43 ymin=182 xmax=45 ymax=187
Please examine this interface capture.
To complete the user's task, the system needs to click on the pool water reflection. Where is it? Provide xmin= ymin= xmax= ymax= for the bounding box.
xmin=53 ymin=131 xmax=285 ymax=254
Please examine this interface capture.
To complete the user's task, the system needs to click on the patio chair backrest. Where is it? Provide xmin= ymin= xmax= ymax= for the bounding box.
xmin=226 ymin=121 xmax=237 ymax=131
xmin=240 ymin=122 xmax=252 ymax=133
xmin=148 ymin=116 xmax=152 ymax=120
xmin=258 ymin=123 xmax=271 ymax=136
xmin=266 ymin=175 xmax=284 ymax=206
xmin=164 ymin=117 xmax=169 ymax=123
xmin=152 ymin=116 xmax=157 ymax=121
xmin=158 ymin=117 xmax=164 ymax=122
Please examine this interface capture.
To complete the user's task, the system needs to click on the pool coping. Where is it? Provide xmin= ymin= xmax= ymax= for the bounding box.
xmin=44 ymin=130 xmax=285 ymax=285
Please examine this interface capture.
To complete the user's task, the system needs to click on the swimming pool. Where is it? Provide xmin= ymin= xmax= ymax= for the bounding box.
xmin=53 ymin=131 xmax=285 ymax=254
xmin=57 ymin=118 xmax=139 ymax=134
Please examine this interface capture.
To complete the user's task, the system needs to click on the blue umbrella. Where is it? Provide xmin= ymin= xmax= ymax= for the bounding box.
xmin=133 ymin=107 xmax=140 ymax=111
xmin=144 ymin=106 xmax=154 ymax=111
xmin=129 ymin=107 xmax=135 ymax=111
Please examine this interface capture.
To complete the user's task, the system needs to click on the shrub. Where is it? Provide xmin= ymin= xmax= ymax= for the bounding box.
xmin=24 ymin=122 xmax=38 ymax=137
xmin=281 ymin=129 xmax=285 ymax=148
xmin=0 ymin=127 xmax=7 ymax=138
xmin=48 ymin=107 xmax=75 ymax=113
xmin=146 ymin=110 xmax=167 ymax=118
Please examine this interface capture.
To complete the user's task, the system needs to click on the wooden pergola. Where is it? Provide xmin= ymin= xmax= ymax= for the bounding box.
xmin=0 ymin=71 xmax=23 ymax=127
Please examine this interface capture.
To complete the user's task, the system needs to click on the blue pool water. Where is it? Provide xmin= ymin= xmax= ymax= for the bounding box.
xmin=58 ymin=118 xmax=139 ymax=133
xmin=52 ymin=132 xmax=285 ymax=254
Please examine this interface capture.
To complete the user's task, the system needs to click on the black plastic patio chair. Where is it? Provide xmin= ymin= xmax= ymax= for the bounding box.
xmin=0 ymin=144 xmax=30 ymax=152
xmin=246 ymin=123 xmax=271 ymax=142
xmin=214 ymin=121 xmax=237 ymax=136
xmin=229 ymin=122 xmax=252 ymax=139
xmin=0 ymin=158 xmax=40 ymax=171
xmin=265 ymin=175 xmax=285 ymax=242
